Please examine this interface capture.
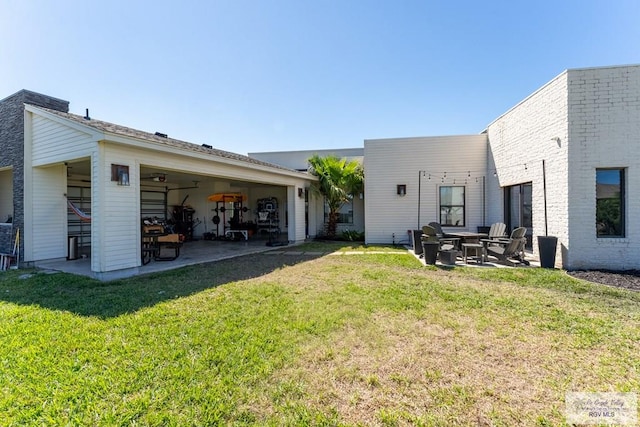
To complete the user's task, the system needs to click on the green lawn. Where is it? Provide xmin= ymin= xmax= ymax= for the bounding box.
xmin=1 ymin=247 xmax=638 ymax=426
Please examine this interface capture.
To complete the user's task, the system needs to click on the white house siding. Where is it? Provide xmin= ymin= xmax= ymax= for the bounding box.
xmin=364 ymin=135 xmax=487 ymax=245
xmin=95 ymin=145 xmax=141 ymax=272
xmin=486 ymin=71 xmax=570 ymax=266
xmin=307 ymin=194 xmax=321 ymax=238
xmin=565 ymin=65 xmax=640 ymax=269
xmin=287 ymin=185 xmax=307 ymax=242
xmin=25 ymin=109 xmax=99 ymax=262
xmin=30 ymin=113 xmax=95 ymax=166
xmin=249 ymin=148 xmax=364 ymax=171
xmin=29 ymin=165 xmax=67 ymax=261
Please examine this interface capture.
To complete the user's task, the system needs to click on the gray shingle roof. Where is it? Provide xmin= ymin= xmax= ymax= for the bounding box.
xmin=31 ymin=105 xmax=304 ymax=174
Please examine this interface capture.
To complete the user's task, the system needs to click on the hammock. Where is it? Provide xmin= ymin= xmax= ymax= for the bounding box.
xmin=67 ymin=199 xmax=91 ymax=222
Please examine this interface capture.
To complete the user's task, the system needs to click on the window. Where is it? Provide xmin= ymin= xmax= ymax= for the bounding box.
xmin=324 ymin=198 xmax=354 ymax=224
xmin=439 ymin=186 xmax=464 ymax=226
xmin=596 ymin=168 xmax=625 ymax=237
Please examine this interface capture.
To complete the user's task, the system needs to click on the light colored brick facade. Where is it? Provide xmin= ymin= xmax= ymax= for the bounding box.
xmin=487 ymin=65 xmax=640 ymax=269
xmin=566 ymin=66 xmax=640 ymax=269
xmin=486 ymin=71 xmax=570 ymax=267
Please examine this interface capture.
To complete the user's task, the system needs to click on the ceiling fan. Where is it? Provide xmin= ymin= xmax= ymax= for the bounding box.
xmin=141 ymin=172 xmax=168 ymax=182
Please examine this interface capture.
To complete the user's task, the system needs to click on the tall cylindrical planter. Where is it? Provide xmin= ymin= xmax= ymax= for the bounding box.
xmin=421 ymin=241 xmax=439 ymax=265
xmin=412 ymin=230 xmax=423 ymax=255
xmin=537 ymin=236 xmax=558 ymax=269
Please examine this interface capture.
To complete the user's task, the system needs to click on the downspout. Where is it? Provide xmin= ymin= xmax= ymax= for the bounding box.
xmin=542 ymin=159 xmax=548 ymax=236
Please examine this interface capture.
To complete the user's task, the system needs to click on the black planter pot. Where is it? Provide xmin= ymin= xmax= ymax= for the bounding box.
xmin=538 ymin=236 xmax=558 ymax=268
xmin=412 ymin=230 xmax=423 ymax=255
xmin=421 ymin=241 xmax=440 ymax=265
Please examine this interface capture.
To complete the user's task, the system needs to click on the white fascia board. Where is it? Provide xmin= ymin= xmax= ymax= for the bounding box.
xmin=24 ymin=105 xmax=102 ymax=139
xmin=100 ymin=132 xmax=317 ymax=182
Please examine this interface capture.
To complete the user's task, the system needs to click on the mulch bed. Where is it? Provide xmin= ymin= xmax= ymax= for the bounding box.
xmin=567 ymin=270 xmax=640 ymax=292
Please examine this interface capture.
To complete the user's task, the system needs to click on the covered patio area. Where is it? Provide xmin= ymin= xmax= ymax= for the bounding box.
xmin=35 ymin=235 xmax=295 ymax=280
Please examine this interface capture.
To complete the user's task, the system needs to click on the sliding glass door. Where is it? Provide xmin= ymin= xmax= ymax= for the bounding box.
xmin=504 ymin=183 xmax=532 ymax=249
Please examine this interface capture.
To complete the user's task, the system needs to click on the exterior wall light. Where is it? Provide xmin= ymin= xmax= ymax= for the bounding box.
xmin=118 ymin=170 xmax=130 ymax=186
xmin=397 ymin=184 xmax=406 ymax=196
xmin=111 ymin=164 xmax=130 ymax=186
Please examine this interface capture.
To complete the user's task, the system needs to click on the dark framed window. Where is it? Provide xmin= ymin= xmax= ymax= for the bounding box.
xmin=439 ymin=186 xmax=465 ymax=226
xmin=596 ymin=168 xmax=625 ymax=237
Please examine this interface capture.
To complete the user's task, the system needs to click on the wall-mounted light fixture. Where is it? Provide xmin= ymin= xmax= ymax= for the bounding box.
xmin=111 ymin=164 xmax=130 ymax=186
xmin=298 ymin=188 xmax=304 ymax=198
xmin=551 ymin=137 xmax=561 ymax=147
xmin=118 ymin=171 xmax=130 ymax=186
xmin=397 ymin=184 xmax=406 ymax=196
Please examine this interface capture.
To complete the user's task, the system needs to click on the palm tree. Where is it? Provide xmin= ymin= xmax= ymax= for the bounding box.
xmin=308 ymin=154 xmax=364 ymax=238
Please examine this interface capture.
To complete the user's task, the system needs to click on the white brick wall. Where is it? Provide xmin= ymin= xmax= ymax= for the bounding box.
xmin=566 ymin=65 xmax=640 ymax=269
xmin=487 ymin=71 xmax=570 ymax=266
xmin=488 ymin=64 xmax=640 ymax=270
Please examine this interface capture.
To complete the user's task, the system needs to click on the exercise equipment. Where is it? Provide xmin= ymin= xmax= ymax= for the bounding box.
xmin=256 ymin=197 xmax=286 ymax=246
xmin=172 ymin=195 xmax=196 ymax=241
xmin=207 ymin=193 xmax=248 ymax=239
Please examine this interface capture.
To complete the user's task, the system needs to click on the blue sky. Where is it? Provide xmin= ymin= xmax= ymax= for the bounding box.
xmin=1 ymin=1 xmax=639 ymax=154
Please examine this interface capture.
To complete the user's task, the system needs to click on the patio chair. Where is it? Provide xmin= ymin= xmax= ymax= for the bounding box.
xmin=488 ymin=222 xmax=507 ymax=240
xmin=481 ymin=222 xmax=508 ymax=249
xmin=421 ymin=225 xmax=439 ymax=243
xmin=485 ymin=227 xmax=528 ymax=266
xmin=427 ymin=222 xmax=459 ymax=251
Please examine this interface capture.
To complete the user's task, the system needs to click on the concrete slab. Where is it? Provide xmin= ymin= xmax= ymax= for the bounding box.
xmin=34 ymin=236 xmax=291 ymax=280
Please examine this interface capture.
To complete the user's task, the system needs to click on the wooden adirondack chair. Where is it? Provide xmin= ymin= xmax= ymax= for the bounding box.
xmin=485 ymin=227 xmax=528 ymax=266
xmin=488 ymin=222 xmax=507 ymax=240
xmin=427 ymin=222 xmax=459 ymax=251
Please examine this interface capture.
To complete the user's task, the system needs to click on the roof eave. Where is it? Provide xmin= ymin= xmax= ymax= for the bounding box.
xmin=100 ymin=132 xmax=315 ymax=180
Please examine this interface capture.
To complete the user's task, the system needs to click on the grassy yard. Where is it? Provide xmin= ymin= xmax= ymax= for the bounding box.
xmin=1 ymin=246 xmax=638 ymax=426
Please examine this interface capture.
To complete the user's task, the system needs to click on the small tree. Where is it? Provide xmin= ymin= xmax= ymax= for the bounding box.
xmin=308 ymin=154 xmax=364 ymax=238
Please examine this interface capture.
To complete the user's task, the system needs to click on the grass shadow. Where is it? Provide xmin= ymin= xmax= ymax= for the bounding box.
xmin=0 ymin=253 xmax=324 ymax=319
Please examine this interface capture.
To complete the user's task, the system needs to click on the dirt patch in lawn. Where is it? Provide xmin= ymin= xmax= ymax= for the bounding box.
xmin=266 ymin=311 xmax=596 ymax=426
xmin=568 ymin=270 xmax=640 ymax=292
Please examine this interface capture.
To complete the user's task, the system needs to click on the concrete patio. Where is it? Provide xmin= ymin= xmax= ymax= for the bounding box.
xmin=31 ymin=236 xmax=544 ymax=281
xmin=35 ymin=234 xmax=296 ymax=280
xmin=411 ymin=247 xmax=541 ymax=268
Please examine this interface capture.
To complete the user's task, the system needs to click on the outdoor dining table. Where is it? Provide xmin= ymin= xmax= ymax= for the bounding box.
xmin=443 ymin=232 xmax=489 ymax=263
xmin=443 ymin=231 xmax=488 ymax=243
